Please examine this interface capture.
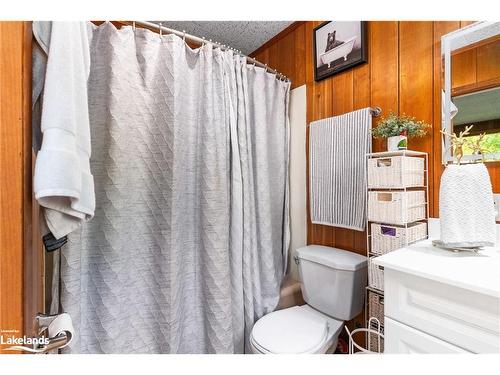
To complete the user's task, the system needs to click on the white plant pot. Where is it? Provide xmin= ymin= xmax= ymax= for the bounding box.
xmin=387 ymin=135 xmax=407 ymax=151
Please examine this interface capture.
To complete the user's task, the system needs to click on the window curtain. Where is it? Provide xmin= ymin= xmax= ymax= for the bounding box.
xmin=57 ymin=22 xmax=290 ymax=353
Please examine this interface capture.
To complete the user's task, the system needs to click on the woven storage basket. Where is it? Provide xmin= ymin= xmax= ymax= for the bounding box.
xmin=371 ymin=222 xmax=427 ymax=255
xmin=367 ymin=156 xmax=424 ymax=188
xmin=368 ymin=322 xmax=384 ymax=353
xmin=368 ymin=190 xmax=426 ymax=225
xmin=368 ymin=257 xmax=384 ymax=291
xmin=368 ymin=290 xmax=385 ymax=326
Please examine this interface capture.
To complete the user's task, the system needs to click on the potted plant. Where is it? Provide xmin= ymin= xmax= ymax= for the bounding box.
xmin=372 ymin=113 xmax=431 ymax=151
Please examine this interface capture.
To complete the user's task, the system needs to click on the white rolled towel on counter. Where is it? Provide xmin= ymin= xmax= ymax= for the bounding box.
xmin=439 ymin=163 xmax=496 ymax=247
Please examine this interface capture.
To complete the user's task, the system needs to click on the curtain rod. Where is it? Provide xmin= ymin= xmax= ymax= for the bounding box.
xmin=125 ymin=21 xmax=290 ymax=82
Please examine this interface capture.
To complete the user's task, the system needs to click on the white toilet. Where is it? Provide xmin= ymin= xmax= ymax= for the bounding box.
xmin=249 ymin=245 xmax=367 ymax=354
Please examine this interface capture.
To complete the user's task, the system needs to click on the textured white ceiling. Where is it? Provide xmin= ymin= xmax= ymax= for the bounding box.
xmin=153 ymin=21 xmax=294 ymax=55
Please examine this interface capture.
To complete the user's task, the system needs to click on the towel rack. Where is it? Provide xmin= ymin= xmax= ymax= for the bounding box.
xmin=307 ymin=107 xmax=382 ymax=127
xmin=370 ymin=106 xmax=382 ymax=117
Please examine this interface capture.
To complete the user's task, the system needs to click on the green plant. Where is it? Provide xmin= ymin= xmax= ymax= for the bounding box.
xmin=372 ymin=113 xmax=431 ymax=139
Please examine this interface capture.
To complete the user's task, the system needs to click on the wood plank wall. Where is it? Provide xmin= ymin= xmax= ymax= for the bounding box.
xmin=452 ymin=35 xmax=500 ymax=96
xmin=0 ymin=22 xmax=39 ymax=354
xmin=251 ymin=21 xmax=500 ymax=330
xmin=0 ymin=21 xmax=30 ymax=352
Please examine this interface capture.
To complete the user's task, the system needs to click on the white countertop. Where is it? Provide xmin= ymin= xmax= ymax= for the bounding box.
xmin=374 ymin=238 xmax=500 ymax=298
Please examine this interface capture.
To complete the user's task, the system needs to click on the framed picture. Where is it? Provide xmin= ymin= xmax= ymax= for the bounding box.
xmin=313 ymin=21 xmax=367 ymax=81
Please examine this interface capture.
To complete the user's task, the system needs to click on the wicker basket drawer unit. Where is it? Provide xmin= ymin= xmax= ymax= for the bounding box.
xmin=370 ymin=222 xmax=427 ymax=255
xmin=368 ymin=257 xmax=384 ymax=291
xmin=367 ymin=156 xmax=425 ymax=188
xmin=368 ymin=290 xmax=385 ymax=326
xmin=368 ymin=321 xmax=384 ymax=353
xmin=368 ymin=190 xmax=426 ymax=225
xmin=367 ymin=290 xmax=385 ymax=352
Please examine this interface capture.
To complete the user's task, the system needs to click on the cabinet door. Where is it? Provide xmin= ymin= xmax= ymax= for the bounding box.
xmin=385 ymin=317 xmax=470 ymax=354
xmin=385 ymin=268 xmax=500 ymax=353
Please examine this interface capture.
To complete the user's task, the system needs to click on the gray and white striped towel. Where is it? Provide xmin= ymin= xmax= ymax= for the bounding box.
xmin=309 ymin=108 xmax=371 ymax=231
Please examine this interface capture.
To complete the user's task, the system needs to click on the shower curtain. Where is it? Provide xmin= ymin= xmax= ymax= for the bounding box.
xmin=58 ymin=22 xmax=290 ymax=353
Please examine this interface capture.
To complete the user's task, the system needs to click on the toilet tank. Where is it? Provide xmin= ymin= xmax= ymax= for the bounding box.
xmin=296 ymin=245 xmax=367 ymax=321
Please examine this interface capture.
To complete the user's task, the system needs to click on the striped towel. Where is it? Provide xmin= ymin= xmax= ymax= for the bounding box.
xmin=309 ymin=108 xmax=372 ymax=231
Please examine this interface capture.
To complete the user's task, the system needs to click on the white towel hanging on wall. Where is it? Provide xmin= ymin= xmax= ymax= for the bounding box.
xmin=309 ymin=107 xmax=372 ymax=231
xmin=33 ymin=21 xmax=95 ymax=239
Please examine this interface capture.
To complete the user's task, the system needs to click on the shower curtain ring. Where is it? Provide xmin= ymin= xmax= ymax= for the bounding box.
xmin=132 ymin=21 xmax=136 ymax=32
xmin=182 ymin=30 xmax=186 ymax=42
xmin=159 ymin=23 xmax=163 ymax=38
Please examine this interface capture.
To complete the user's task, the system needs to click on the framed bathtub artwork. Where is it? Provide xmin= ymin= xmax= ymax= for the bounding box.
xmin=313 ymin=21 xmax=367 ymax=81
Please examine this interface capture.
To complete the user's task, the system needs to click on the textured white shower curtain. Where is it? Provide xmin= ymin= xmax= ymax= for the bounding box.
xmin=58 ymin=22 xmax=290 ymax=353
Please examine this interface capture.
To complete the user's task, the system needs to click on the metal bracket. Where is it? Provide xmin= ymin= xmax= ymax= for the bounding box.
xmin=34 ymin=313 xmax=70 ymax=353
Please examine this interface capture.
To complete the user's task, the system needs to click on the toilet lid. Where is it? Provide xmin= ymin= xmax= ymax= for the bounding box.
xmin=251 ymin=306 xmax=329 ymax=353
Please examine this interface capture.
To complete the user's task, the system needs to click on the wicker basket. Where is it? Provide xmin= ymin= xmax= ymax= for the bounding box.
xmin=371 ymin=222 xmax=427 ymax=255
xmin=368 ymin=257 xmax=384 ymax=291
xmin=368 ymin=156 xmax=425 ymax=188
xmin=368 ymin=190 xmax=426 ymax=225
xmin=368 ymin=321 xmax=384 ymax=353
xmin=368 ymin=290 xmax=385 ymax=326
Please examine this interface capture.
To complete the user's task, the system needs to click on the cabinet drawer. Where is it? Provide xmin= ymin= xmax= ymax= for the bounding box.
xmin=385 ymin=269 xmax=500 ymax=353
xmin=385 ymin=317 xmax=470 ymax=353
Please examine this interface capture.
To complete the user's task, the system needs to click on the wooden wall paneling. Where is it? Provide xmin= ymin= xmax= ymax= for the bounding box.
xmin=460 ymin=21 xmax=477 ymax=28
xmin=331 ymin=70 xmax=355 ymax=252
xmin=352 ymin=64 xmax=370 ymax=111
xmin=266 ymin=42 xmax=280 ymax=80
xmin=293 ymin=23 xmax=307 ymax=88
xmin=249 ymin=22 xmax=306 ymax=58
xmin=22 ymin=22 xmax=44 ymax=338
xmin=399 ymin=22 xmax=435 ymax=214
xmin=432 ymin=21 xmax=461 ymax=220
xmin=452 ymin=49 xmax=477 ymax=88
xmin=308 ymin=78 xmax=336 ymax=247
xmin=305 ymin=21 xmax=322 ymax=85
xmin=0 ymin=21 xmax=25 ymax=352
xmin=369 ymin=22 xmax=400 ymax=153
xmin=488 ymin=163 xmax=500 ymax=194
xmin=304 ymin=21 xmax=318 ymax=244
xmin=275 ymin=31 xmax=295 ymax=87
xmin=352 ymin=38 xmax=371 ymax=254
xmin=332 ymin=71 xmax=354 ymax=115
xmin=305 ymin=82 xmax=313 ymax=243
xmin=253 ymin=47 xmax=269 ymax=70
xmin=476 ymin=39 xmax=500 ymax=82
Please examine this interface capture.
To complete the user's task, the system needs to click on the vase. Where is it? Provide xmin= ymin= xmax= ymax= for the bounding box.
xmin=387 ymin=135 xmax=407 ymax=151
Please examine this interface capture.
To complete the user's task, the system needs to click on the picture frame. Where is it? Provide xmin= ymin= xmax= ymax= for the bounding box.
xmin=313 ymin=21 xmax=368 ymax=81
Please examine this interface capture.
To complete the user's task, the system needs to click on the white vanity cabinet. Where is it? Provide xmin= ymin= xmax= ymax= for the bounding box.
xmin=374 ymin=238 xmax=500 ymax=354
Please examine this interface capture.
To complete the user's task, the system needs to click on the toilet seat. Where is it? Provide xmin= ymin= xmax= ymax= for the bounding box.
xmin=250 ymin=306 xmax=340 ymax=354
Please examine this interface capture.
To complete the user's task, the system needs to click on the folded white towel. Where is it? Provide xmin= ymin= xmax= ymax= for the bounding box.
xmin=439 ymin=163 xmax=496 ymax=247
xmin=33 ymin=22 xmax=95 ymax=239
